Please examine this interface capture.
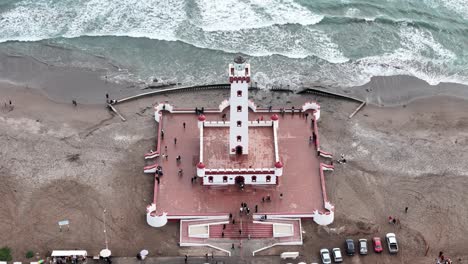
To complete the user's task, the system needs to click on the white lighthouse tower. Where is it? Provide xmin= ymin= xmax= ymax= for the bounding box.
xmin=229 ymin=56 xmax=251 ymax=155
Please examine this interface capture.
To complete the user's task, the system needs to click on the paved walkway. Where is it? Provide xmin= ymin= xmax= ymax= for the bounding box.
xmin=96 ymin=256 xmax=288 ymax=264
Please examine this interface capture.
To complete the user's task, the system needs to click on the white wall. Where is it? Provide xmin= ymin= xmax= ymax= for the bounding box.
xmin=203 ymin=174 xmax=277 ymax=185
xmin=229 ymin=81 xmax=249 ymax=154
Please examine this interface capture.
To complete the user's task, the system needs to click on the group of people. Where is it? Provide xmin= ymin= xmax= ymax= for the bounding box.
xmin=437 ymin=251 xmax=453 ymax=264
xmin=195 ymin=107 xmax=204 ymax=115
xmin=239 ymin=202 xmax=251 ymax=215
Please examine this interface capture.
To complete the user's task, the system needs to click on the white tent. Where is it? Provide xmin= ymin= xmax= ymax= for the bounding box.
xmin=51 ymin=250 xmax=87 ymax=257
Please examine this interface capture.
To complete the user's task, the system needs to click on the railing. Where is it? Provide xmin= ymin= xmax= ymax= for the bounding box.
xmin=114 ymin=83 xmax=260 ymax=105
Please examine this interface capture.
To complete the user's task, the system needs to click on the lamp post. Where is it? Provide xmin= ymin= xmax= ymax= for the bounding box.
xmin=103 ymin=209 xmax=108 ymax=250
xmin=100 ymin=209 xmax=111 ymax=258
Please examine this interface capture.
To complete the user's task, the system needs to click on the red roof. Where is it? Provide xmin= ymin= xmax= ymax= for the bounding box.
xmin=197 ymin=162 xmax=206 ymax=169
xmin=275 ymin=161 xmax=283 ymax=168
xmin=198 ymin=114 xmax=206 ymax=121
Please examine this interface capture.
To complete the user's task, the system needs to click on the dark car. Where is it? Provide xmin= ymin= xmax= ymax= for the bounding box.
xmin=345 ymin=239 xmax=355 ymax=256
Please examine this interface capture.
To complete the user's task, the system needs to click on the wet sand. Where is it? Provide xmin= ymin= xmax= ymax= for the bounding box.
xmin=1 ymin=59 xmax=468 ymax=263
xmin=2 ymin=51 xmax=468 ymax=106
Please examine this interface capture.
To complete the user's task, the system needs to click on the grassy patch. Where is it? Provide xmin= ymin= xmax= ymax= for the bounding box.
xmin=0 ymin=247 xmax=12 ymax=261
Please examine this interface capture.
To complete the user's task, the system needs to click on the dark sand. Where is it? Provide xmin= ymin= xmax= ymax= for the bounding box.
xmin=1 ymin=56 xmax=468 ymax=263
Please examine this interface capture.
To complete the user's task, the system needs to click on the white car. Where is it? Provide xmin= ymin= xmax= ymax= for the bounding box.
xmin=359 ymin=239 xmax=368 ymax=255
xmin=332 ymin=248 xmax=343 ymax=263
xmin=386 ymin=233 xmax=399 ymax=253
xmin=320 ymin=249 xmax=332 ymax=264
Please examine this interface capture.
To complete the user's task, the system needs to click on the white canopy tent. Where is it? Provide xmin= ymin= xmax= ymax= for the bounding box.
xmin=51 ymin=250 xmax=87 ymax=257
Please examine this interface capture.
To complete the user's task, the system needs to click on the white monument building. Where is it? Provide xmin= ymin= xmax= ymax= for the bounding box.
xmin=228 ymin=56 xmax=250 ymax=155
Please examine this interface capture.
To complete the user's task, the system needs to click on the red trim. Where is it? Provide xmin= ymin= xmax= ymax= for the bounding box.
xmin=144 ymin=163 xmax=159 ymax=170
xmin=313 ymin=114 xmax=320 ymax=152
xmin=319 ymin=164 xmax=329 ymax=206
xmin=205 ymin=170 xmax=274 ymax=175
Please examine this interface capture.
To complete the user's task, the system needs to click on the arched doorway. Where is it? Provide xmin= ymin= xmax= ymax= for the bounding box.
xmin=235 ymin=176 xmax=245 ymax=189
xmin=236 ymin=145 xmax=243 ymax=155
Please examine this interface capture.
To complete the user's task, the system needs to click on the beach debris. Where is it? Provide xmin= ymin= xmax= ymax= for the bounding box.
xmin=66 ymin=153 xmax=80 ymax=162
xmin=107 ymin=103 xmax=126 ymax=121
xmin=349 ymin=101 xmax=366 ymax=119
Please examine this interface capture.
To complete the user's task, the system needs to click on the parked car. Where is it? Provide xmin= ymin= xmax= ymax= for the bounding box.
xmin=332 ymin=248 xmax=343 ymax=263
xmin=372 ymin=237 xmax=383 ymax=253
xmin=359 ymin=238 xmax=368 ymax=255
xmin=386 ymin=233 xmax=399 ymax=253
xmin=345 ymin=239 xmax=355 ymax=256
xmin=320 ymin=248 xmax=332 ymax=264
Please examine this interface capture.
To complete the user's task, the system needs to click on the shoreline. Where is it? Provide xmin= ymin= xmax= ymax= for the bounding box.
xmin=1 ymin=51 xmax=468 ymax=106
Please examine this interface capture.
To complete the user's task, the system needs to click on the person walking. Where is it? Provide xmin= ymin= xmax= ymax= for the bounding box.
xmin=255 ymin=205 xmax=258 ymax=213
xmin=280 ymin=193 xmax=283 ymax=200
xmin=183 ymin=122 xmax=186 ymax=129
xmin=174 ymin=137 xmax=177 ymax=145
xmin=184 ymin=255 xmax=187 ymax=263
xmin=405 ymin=207 xmax=408 ymax=213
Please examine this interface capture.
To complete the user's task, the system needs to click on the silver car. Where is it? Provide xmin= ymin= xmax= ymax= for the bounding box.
xmin=320 ymin=248 xmax=332 ymax=264
xmin=359 ymin=239 xmax=368 ymax=255
xmin=332 ymin=248 xmax=343 ymax=262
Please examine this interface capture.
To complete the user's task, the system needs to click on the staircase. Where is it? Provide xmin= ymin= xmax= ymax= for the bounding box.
xmin=209 ymin=222 xmax=273 ymax=239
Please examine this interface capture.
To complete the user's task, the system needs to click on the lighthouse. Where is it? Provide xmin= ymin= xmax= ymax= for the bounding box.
xmin=228 ymin=56 xmax=251 ymax=155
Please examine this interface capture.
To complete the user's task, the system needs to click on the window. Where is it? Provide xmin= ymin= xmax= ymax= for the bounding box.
xmin=223 ymin=176 xmax=228 ymax=183
xmin=237 ymin=90 xmax=242 ymax=97
xmin=237 ymin=106 xmax=242 ymax=112
xmin=266 ymin=175 xmax=271 ymax=182
xmin=208 ymin=176 xmax=213 ymax=183
xmin=237 ymin=136 xmax=242 ymax=142
xmin=237 ymin=121 xmax=242 ymax=127
xmin=252 ymin=176 xmax=257 ymax=182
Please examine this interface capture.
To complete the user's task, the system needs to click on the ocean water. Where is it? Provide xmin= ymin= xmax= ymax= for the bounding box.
xmin=0 ymin=0 xmax=467 ymax=89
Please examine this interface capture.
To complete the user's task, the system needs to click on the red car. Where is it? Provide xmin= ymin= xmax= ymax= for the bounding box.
xmin=373 ymin=237 xmax=383 ymax=253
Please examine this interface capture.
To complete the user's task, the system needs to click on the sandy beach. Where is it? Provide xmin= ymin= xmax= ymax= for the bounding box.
xmin=1 ymin=62 xmax=468 ymax=263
